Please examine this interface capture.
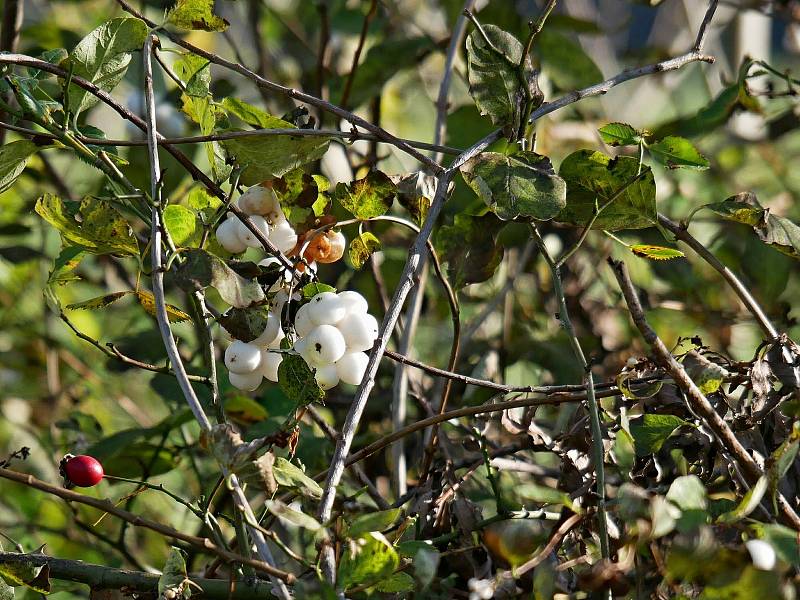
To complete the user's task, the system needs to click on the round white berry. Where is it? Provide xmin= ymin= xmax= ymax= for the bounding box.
xmin=307 ymin=292 xmax=347 ymax=326
xmin=314 ymin=364 xmax=339 ymax=390
xmin=269 ymin=220 xmax=298 ymax=254
xmin=336 ymin=352 xmax=369 ymax=385
xmin=337 ymin=290 xmax=369 ymax=316
xmin=294 ymin=303 xmax=315 ymax=337
xmin=337 ymin=312 xmax=379 ymax=352
xmin=260 ymin=350 xmax=283 ymax=382
xmin=229 ymin=369 xmax=263 ymax=391
xmin=239 ymin=215 xmax=271 ymax=248
xmin=216 ymin=218 xmax=247 ymax=254
xmin=302 ymin=325 xmax=346 ymax=367
xmin=239 ymin=185 xmax=278 ymax=216
xmin=224 ymin=340 xmax=262 ymax=374
xmin=746 ymin=539 xmax=776 ymax=570
xmin=250 ymin=311 xmax=281 ymax=348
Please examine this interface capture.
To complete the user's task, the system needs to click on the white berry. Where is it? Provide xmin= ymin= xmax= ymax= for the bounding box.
xmin=224 ymin=340 xmax=262 ymax=374
xmin=302 ymin=325 xmax=346 ymax=367
xmin=337 ymin=312 xmax=379 ymax=352
xmin=239 ymin=215 xmax=271 ymax=248
xmin=260 ymin=350 xmax=283 ymax=382
xmin=229 ymin=370 xmax=263 ymax=391
xmin=307 ymin=292 xmax=347 ymax=326
xmin=314 ymin=364 xmax=339 ymax=390
xmin=269 ymin=220 xmax=298 ymax=254
xmin=294 ymin=303 xmax=315 ymax=337
xmin=336 ymin=352 xmax=369 ymax=385
xmin=239 ymin=185 xmax=278 ymax=216
xmin=216 ymin=218 xmax=247 ymax=254
xmin=250 ymin=311 xmax=281 ymax=348
xmin=746 ymin=539 xmax=776 ymax=570
xmin=268 ymin=327 xmax=285 ymax=350
xmin=337 ymin=290 xmax=368 ymax=316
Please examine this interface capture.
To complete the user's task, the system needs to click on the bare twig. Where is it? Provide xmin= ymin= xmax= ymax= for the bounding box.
xmin=339 ymin=0 xmax=378 ymax=109
xmin=657 ymin=213 xmax=778 ymax=339
xmin=0 ymin=467 xmax=294 ymax=582
xmin=515 ymin=513 xmax=583 ymax=576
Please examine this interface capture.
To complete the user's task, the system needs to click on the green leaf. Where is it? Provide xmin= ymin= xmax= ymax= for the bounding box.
xmin=332 ymin=171 xmax=396 ymax=220
xmin=756 ymin=214 xmax=800 ymax=260
xmin=466 ymin=24 xmax=532 ymax=128
xmin=221 ymin=97 xmax=288 ymax=129
xmin=630 ymin=414 xmax=689 ymax=456
xmin=272 ymin=456 xmax=323 ymax=499
xmin=348 ymin=509 xmax=402 ymax=538
xmin=172 ymin=248 xmax=265 ymax=308
xmin=222 ymin=132 xmax=330 ymax=185
xmin=752 ymin=524 xmax=800 ymax=567
xmin=163 ymin=205 xmax=200 ymax=247
xmin=272 ymin=170 xmax=331 ymax=231
xmin=66 ymin=17 xmax=148 ymax=117
xmin=167 ymin=0 xmax=229 ymax=32
xmin=460 ymin=151 xmax=566 ymax=221
xmin=301 ymin=282 xmax=336 ymax=299
xmin=717 ymin=476 xmax=768 ymax=524
xmin=517 ymin=482 xmax=580 ymax=512
xmin=348 ymin=232 xmax=381 ymax=270
xmin=277 ymin=353 xmax=325 ymax=406
xmin=158 ymin=548 xmax=189 ymax=600
xmin=0 ymin=140 xmax=39 ymax=193
xmin=630 ymin=244 xmax=684 ymax=260
xmin=173 ymin=53 xmax=211 ymax=98
xmin=683 ymin=351 xmax=727 ymax=394
xmin=536 ymin=29 xmax=603 ymax=90
xmin=265 ymin=499 xmax=322 ymax=530
xmin=702 ymin=192 xmax=767 ymax=227
xmin=375 ymin=572 xmax=414 ymax=593
xmin=218 ymin=306 xmax=273 ymax=342
xmin=187 ymin=187 xmax=222 ymax=221
xmin=35 ymin=195 xmax=139 ymax=256
xmin=556 ymin=150 xmax=657 ymax=231
xmin=436 ymin=213 xmax=505 ymax=289
xmin=338 ymin=532 xmax=399 ymax=590
xmin=667 ymin=475 xmax=707 ymax=511
xmin=598 ymin=122 xmax=642 ymax=147
xmin=647 ymin=136 xmax=709 ymax=170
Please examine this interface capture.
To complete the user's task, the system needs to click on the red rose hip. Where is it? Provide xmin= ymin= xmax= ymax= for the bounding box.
xmin=62 ymin=455 xmax=104 ymax=487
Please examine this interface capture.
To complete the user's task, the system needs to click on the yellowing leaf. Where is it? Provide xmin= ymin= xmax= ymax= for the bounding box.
xmin=630 ymin=244 xmax=684 ymax=260
xmin=135 ymin=291 xmax=192 ymax=323
xmin=167 ymin=0 xmax=229 ymax=32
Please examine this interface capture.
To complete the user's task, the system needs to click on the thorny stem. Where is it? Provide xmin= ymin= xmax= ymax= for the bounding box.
xmin=529 ymin=223 xmax=609 ymax=559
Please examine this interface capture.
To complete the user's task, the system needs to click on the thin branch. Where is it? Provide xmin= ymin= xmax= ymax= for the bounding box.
xmin=142 ymin=35 xmax=292 ymax=598
xmin=114 ymin=0 xmax=443 ymax=173
xmin=520 ymin=0 xmax=558 ymax=69
xmin=0 ymin=0 xmax=23 ymax=145
xmin=0 ymin=552 xmax=271 ymax=599
xmin=607 ymin=258 xmax=800 ymax=529
xmin=339 ymin=0 xmax=377 ymax=110
xmin=0 ymin=467 xmax=294 ymax=582
xmin=657 ymin=213 xmax=778 ymax=339
xmin=514 ymin=513 xmax=583 ymax=576
xmin=530 ymin=223 xmax=609 ymax=558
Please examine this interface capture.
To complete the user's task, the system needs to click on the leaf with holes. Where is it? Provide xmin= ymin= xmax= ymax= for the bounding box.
xmin=65 ymin=17 xmax=148 ymax=117
xmin=157 ymin=548 xmax=189 ymax=600
xmin=35 ymin=195 xmax=139 ymax=257
xmin=460 ymin=151 xmax=566 ymax=221
xmin=556 ymin=150 xmax=657 ymax=231
xmin=167 ymin=0 xmax=229 ymax=31
xmin=348 ymin=232 xmax=381 ymax=270
xmin=630 ymin=245 xmax=684 ymax=260
xmin=332 ymin=171 xmax=396 ymax=220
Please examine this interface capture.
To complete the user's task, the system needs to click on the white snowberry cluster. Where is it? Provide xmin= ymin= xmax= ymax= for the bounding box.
xmin=223 ymin=311 xmax=286 ymax=392
xmin=215 ymin=185 xmax=298 ymax=255
xmin=293 ymin=291 xmax=378 ymax=390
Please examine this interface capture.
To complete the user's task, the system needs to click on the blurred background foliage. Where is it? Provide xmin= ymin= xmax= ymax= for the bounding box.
xmin=1 ymin=0 xmax=800 ymax=598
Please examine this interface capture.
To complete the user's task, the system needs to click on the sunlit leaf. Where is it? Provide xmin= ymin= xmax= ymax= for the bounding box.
xmin=647 ymin=136 xmax=709 ymax=170
xmin=332 ymin=171 xmax=396 ymax=220
xmin=0 ymin=140 xmax=39 ymax=193
xmin=338 ymin=532 xmax=399 ymax=590
xmin=599 ymin=122 xmax=642 ymax=147
xmin=630 ymin=244 xmax=684 ymax=260
xmin=348 ymin=232 xmax=381 ymax=269
xmin=167 ymin=0 xmax=229 ymax=32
